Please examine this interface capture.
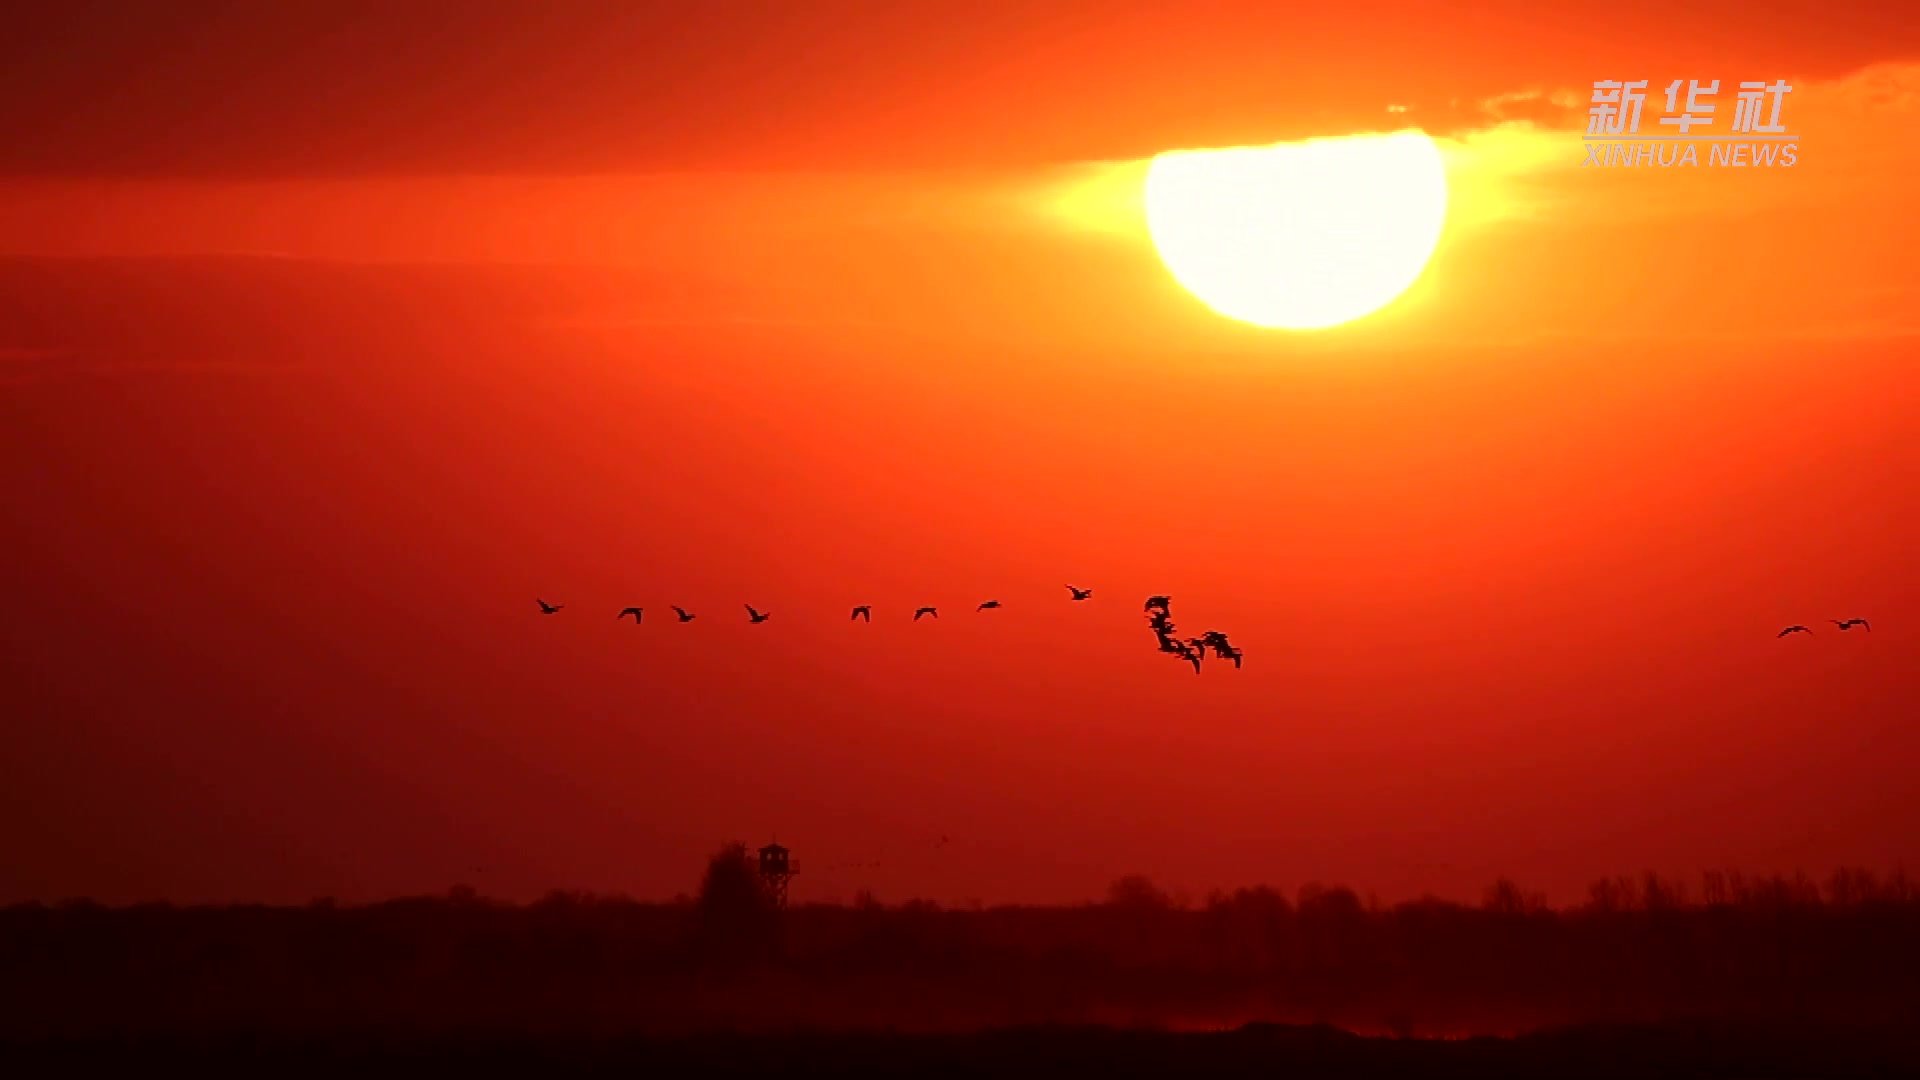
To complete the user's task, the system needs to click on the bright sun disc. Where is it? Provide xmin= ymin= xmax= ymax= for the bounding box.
xmin=1144 ymin=131 xmax=1449 ymax=330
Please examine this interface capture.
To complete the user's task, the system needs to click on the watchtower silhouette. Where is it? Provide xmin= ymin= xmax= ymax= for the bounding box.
xmin=757 ymin=842 xmax=797 ymax=909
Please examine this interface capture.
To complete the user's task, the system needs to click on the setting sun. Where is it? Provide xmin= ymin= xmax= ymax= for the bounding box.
xmin=1143 ymin=131 xmax=1449 ymax=330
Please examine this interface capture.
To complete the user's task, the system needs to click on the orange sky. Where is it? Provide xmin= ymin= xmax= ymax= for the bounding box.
xmin=1 ymin=1 xmax=1915 ymax=908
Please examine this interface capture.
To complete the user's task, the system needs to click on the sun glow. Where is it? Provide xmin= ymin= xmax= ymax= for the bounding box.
xmin=1144 ymin=131 xmax=1449 ymax=330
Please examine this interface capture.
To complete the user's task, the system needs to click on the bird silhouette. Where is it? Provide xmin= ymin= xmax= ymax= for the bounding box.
xmin=1171 ymin=638 xmax=1204 ymax=674
xmin=745 ymin=605 xmax=771 ymax=623
xmin=914 ymin=606 xmax=938 ymax=620
xmin=976 ymin=600 xmax=1001 ymax=611
xmin=671 ymin=606 xmax=696 ymax=622
xmin=851 ymin=605 xmax=872 ymax=622
xmin=1778 ymin=625 xmax=1813 ymax=637
xmin=1831 ymin=618 xmax=1872 ymax=632
xmin=617 ymin=607 xmax=643 ymax=624
xmin=1066 ymin=585 xmax=1093 ymax=601
xmin=537 ymin=599 xmax=562 ymax=615
xmin=1145 ymin=595 xmax=1171 ymax=612
xmin=1208 ymin=634 xmax=1244 ymax=667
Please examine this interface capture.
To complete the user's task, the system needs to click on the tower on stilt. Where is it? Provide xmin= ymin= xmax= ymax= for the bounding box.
xmin=757 ymin=842 xmax=797 ymax=909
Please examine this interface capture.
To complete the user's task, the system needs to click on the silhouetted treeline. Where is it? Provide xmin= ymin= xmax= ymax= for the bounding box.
xmin=5 ymin=863 xmax=1919 ymax=1039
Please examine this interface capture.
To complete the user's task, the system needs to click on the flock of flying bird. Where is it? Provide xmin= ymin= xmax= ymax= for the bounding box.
xmin=1144 ymin=594 xmax=1242 ymax=674
xmin=535 ymin=595 xmax=1871 ymax=663
xmin=1779 ymin=618 xmax=1873 ymax=637
xmin=533 ymin=586 xmax=1247 ymax=673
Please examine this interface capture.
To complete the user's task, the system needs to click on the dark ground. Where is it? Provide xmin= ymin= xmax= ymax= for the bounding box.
xmin=10 ymin=865 xmax=1920 ymax=1075
xmin=6 ymin=1021 xmax=1919 ymax=1078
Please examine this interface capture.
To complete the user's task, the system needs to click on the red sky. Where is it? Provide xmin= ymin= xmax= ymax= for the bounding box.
xmin=1 ymin=1 xmax=1915 ymax=908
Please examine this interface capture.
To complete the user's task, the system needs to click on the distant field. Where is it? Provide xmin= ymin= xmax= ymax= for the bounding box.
xmin=5 ymin=1022 xmax=1919 ymax=1078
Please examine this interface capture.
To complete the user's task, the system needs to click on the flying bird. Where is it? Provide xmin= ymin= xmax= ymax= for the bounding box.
xmin=1831 ymin=618 xmax=1872 ymax=632
xmin=1066 ymin=585 xmax=1093 ymax=601
xmin=1778 ymin=625 xmax=1813 ymax=637
xmin=851 ymin=605 xmax=872 ymax=622
xmin=537 ymin=599 xmax=562 ymax=615
xmin=1172 ymin=638 xmax=1204 ymax=674
xmin=671 ymin=606 xmax=696 ymax=622
xmin=1198 ymin=631 xmax=1245 ymax=669
xmin=1198 ymin=630 xmax=1237 ymax=654
xmin=914 ymin=606 xmax=939 ymax=621
xmin=977 ymin=600 xmax=1001 ymax=611
xmin=746 ymin=605 xmax=771 ymax=623
xmin=617 ymin=607 xmax=643 ymax=623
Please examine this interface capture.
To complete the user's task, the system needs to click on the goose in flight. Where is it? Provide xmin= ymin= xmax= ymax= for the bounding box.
xmin=671 ymin=606 xmax=696 ymax=623
xmin=914 ymin=606 xmax=939 ymax=621
xmin=1066 ymin=585 xmax=1093 ymax=601
xmin=1198 ymin=630 xmax=1237 ymax=654
xmin=851 ymin=605 xmax=872 ymax=622
xmin=745 ymin=605 xmax=771 ymax=624
xmin=537 ymin=599 xmax=563 ymax=615
xmin=1778 ymin=624 xmax=1813 ymax=637
xmin=1157 ymin=633 xmax=1199 ymax=667
xmin=1831 ymin=618 xmax=1872 ymax=632
xmin=976 ymin=600 xmax=1001 ymax=611
xmin=1197 ymin=631 xmax=1245 ymax=669
xmin=617 ymin=607 xmax=643 ymax=624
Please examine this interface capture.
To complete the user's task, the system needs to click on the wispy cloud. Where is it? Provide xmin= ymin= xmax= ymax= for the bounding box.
xmin=1434 ymin=61 xmax=1920 ymax=225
